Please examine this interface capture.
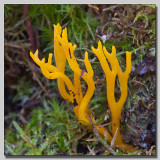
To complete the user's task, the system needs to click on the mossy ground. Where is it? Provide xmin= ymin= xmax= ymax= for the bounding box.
xmin=4 ymin=4 xmax=156 ymax=156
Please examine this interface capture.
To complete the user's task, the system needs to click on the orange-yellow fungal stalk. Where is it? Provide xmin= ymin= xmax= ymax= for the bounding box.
xmin=91 ymin=41 xmax=134 ymax=150
xmin=30 ymin=23 xmax=135 ymax=152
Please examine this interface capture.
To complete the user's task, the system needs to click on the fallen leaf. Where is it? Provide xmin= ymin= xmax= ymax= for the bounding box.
xmin=134 ymin=56 xmax=155 ymax=76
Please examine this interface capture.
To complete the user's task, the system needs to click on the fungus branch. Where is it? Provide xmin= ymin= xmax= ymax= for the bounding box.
xmin=30 ymin=50 xmax=75 ymax=104
xmin=92 ymin=41 xmax=135 ymax=151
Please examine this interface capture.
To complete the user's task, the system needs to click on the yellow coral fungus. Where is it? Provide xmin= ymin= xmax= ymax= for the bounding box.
xmin=91 ymin=42 xmax=135 ymax=151
xmin=30 ymin=23 xmax=135 ymax=152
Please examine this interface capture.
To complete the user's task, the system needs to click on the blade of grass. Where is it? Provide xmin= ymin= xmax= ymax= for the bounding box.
xmin=13 ymin=121 xmax=35 ymax=150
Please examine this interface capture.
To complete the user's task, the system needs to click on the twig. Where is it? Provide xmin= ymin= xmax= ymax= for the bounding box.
xmin=147 ymin=100 xmax=155 ymax=109
xmin=97 ymin=122 xmax=112 ymax=128
xmin=131 ymin=77 xmax=149 ymax=92
xmin=111 ymin=127 xmax=118 ymax=147
xmin=61 ymin=22 xmax=69 ymax=29
xmin=22 ymin=134 xmax=35 ymax=150
xmin=34 ymin=26 xmax=40 ymax=54
xmin=4 ymin=42 xmax=30 ymax=49
xmin=86 ymin=138 xmax=98 ymax=142
xmin=4 ymin=18 xmax=27 ymax=32
xmin=32 ymin=72 xmax=50 ymax=97
xmin=4 ymin=52 xmax=14 ymax=63
xmin=75 ymin=57 xmax=96 ymax=63
xmin=75 ymin=48 xmax=94 ymax=54
xmin=146 ymin=145 xmax=155 ymax=155
xmin=87 ymin=145 xmax=95 ymax=155
xmin=116 ymin=45 xmax=145 ymax=57
xmin=88 ymin=4 xmax=99 ymax=11
xmin=88 ymin=4 xmax=100 ymax=17
xmin=28 ymin=61 xmax=50 ymax=98
xmin=24 ymin=4 xmax=35 ymax=52
xmin=44 ymin=14 xmax=53 ymax=33
xmin=103 ymin=5 xmax=120 ymax=12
